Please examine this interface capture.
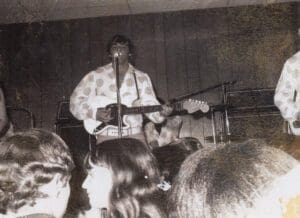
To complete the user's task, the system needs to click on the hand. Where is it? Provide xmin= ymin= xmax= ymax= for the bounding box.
xmin=160 ymin=104 xmax=173 ymax=117
xmin=96 ymin=108 xmax=112 ymax=123
xmin=144 ymin=122 xmax=160 ymax=149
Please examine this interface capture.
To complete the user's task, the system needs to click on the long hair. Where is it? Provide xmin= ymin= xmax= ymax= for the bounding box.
xmin=0 ymin=129 xmax=74 ymax=214
xmin=168 ymin=139 xmax=300 ymax=218
xmin=152 ymin=144 xmax=191 ymax=184
xmin=86 ymin=138 xmax=165 ymax=218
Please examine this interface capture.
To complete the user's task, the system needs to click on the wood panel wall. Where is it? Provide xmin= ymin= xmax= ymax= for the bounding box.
xmin=0 ymin=2 xmax=298 ymax=145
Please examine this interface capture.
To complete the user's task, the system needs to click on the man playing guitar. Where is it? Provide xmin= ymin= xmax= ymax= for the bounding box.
xmin=69 ymin=34 xmax=172 ymax=145
xmin=274 ymin=51 xmax=300 ymax=137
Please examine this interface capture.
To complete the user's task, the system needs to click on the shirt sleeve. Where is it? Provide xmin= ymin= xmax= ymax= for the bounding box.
xmin=139 ymin=74 xmax=165 ymax=123
xmin=274 ymin=61 xmax=299 ymax=122
xmin=69 ymin=72 xmax=111 ymax=121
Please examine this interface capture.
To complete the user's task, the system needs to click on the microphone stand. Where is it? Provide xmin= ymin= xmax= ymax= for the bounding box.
xmin=114 ymin=54 xmax=123 ymax=138
xmin=101 ymin=208 xmax=108 ymax=218
xmin=222 ymin=83 xmax=231 ymax=143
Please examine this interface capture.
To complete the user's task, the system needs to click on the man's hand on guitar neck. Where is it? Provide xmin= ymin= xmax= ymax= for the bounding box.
xmin=132 ymin=99 xmax=173 ymax=117
xmin=160 ymin=104 xmax=173 ymax=117
xmin=96 ymin=108 xmax=113 ymax=123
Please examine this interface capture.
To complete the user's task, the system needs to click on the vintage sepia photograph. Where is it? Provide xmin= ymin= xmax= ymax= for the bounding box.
xmin=0 ymin=0 xmax=300 ymax=217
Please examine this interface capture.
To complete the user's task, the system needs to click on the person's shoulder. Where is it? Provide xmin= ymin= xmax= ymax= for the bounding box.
xmin=286 ymin=51 xmax=300 ymax=67
xmin=94 ymin=63 xmax=112 ymax=75
xmin=130 ymin=65 xmax=145 ymax=75
xmin=132 ymin=68 xmax=151 ymax=81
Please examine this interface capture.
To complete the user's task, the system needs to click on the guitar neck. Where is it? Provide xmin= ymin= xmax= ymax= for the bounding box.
xmin=125 ymin=102 xmax=182 ymax=114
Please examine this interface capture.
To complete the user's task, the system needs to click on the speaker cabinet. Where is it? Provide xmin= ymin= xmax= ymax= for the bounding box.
xmin=57 ymin=124 xmax=90 ymax=154
xmin=228 ymin=113 xmax=284 ymax=142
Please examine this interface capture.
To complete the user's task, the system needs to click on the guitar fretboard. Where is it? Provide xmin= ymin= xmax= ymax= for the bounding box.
xmin=124 ymin=102 xmax=183 ymax=115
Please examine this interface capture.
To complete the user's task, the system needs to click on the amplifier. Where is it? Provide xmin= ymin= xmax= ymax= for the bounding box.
xmin=226 ymin=88 xmax=277 ymax=111
xmin=56 ymin=100 xmax=78 ymax=122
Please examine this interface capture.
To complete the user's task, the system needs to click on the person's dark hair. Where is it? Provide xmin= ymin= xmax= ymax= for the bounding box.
xmin=168 ymin=139 xmax=300 ymax=218
xmin=85 ymin=138 xmax=165 ymax=218
xmin=106 ymin=34 xmax=134 ymax=56
xmin=179 ymin=137 xmax=203 ymax=152
xmin=152 ymin=144 xmax=191 ymax=184
xmin=0 ymin=129 xmax=74 ymax=214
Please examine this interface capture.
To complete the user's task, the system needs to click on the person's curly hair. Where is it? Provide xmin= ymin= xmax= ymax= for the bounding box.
xmin=0 ymin=129 xmax=74 ymax=214
xmin=85 ymin=138 xmax=165 ymax=218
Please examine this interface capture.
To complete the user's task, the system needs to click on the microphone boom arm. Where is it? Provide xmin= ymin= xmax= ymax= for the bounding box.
xmin=170 ymin=80 xmax=236 ymax=102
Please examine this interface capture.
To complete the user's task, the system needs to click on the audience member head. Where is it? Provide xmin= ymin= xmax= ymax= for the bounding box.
xmin=0 ymin=129 xmax=74 ymax=218
xmin=168 ymin=139 xmax=300 ymax=218
xmin=179 ymin=137 xmax=203 ymax=151
xmin=153 ymin=144 xmax=191 ymax=184
xmin=82 ymin=138 xmax=165 ymax=218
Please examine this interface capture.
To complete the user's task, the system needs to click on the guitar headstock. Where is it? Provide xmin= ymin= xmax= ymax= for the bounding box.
xmin=182 ymin=99 xmax=210 ymax=114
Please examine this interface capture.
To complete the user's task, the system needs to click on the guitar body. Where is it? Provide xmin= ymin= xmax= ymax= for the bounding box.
xmin=84 ymin=104 xmax=131 ymax=135
xmin=84 ymin=119 xmax=131 ymax=135
xmin=103 ymin=103 xmax=129 ymax=126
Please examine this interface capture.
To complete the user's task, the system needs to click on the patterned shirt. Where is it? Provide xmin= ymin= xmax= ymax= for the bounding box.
xmin=70 ymin=63 xmax=165 ymax=129
xmin=274 ymin=51 xmax=300 ymax=122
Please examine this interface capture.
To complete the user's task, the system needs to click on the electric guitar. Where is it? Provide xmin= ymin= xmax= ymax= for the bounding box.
xmin=83 ymin=99 xmax=209 ymax=135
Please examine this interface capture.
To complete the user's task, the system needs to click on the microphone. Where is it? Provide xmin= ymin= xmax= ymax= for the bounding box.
xmin=113 ymin=51 xmax=120 ymax=58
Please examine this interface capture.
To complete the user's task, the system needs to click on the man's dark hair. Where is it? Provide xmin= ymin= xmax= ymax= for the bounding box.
xmin=106 ymin=34 xmax=134 ymax=55
xmin=153 ymin=144 xmax=191 ymax=184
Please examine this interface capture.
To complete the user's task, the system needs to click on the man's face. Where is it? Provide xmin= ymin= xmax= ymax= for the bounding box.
xmin=37 ymin=174 xmax=71 ymax=218
xmin=110 ymin=43 xmax=130 ymax=64
xmin=57 ymin=181 xmax=71 ymax=217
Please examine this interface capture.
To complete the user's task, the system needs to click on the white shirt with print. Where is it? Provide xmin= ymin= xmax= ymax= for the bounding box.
xmin=274 ymin=51 xmax=300 ymax=122
xmin=70 ymin=63 xmax=165 ymax=129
